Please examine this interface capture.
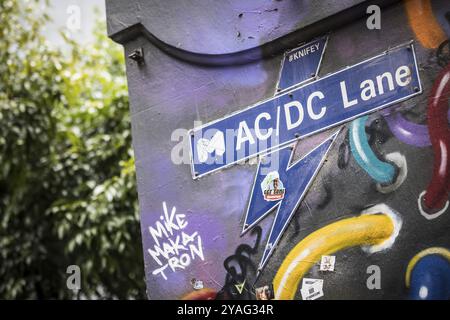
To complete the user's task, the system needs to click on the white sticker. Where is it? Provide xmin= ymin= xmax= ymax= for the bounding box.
xmin=197 ymin=131 xmax=225 ymax=163
xmin=192 ymin=279 xmax=204 ymax=290
xmin=320 ymin=255 xmax=336 ymax=271
xmin=300 ymin=278 xmax=324 ymax=300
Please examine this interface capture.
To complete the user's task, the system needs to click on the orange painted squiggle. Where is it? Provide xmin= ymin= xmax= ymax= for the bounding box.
xmin=181 ymin=288 xmax=217 ymax=300
xmin=405 ymin=0 xmax=447 ymax=49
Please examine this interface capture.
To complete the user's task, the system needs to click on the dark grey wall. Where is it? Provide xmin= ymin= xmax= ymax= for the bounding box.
xmin=106 ymin=0 xmax=450 ymax=300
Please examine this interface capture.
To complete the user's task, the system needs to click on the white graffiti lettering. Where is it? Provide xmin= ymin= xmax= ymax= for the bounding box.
xmin=148 ymin=202 xmax=204 ymax=280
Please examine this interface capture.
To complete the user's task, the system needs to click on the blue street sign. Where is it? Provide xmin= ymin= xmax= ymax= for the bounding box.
xmin=277 ymin=37 xmax=327 ymax=92
xmin=242 ymin=130 xmax=339 ymax=270
xmin=190 ymin=43 xmax=421 ymax=179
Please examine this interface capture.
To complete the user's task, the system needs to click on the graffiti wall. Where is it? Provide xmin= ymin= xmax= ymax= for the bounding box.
xmin=106 ymin=0 xmax=450 ymax=300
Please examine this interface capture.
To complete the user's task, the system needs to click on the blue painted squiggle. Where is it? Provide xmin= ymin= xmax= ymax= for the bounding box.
xmin=409 ymin=255 xmax=450 ymax=300
xmin=349 ymin=116 xmax=396 ymax=185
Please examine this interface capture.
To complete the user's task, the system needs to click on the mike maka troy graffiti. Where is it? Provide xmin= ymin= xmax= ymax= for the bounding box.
xmin=189 ymin=40 xmax=422 ymax=271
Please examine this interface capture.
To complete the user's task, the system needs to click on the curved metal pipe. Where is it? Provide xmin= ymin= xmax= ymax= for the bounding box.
xmin=109 ymin=1 xmax=399 ymax=66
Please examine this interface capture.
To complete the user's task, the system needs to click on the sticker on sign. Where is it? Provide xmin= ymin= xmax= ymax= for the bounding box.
xmin=189 ymin=42 xmax=421 ymax=179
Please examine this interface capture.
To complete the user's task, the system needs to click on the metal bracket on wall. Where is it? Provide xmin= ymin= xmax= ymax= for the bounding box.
xmin=128 ymin=47 xmax=145 ymax=65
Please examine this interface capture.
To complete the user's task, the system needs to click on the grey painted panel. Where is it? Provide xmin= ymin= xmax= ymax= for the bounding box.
xmin=107 ymin=0 xmax=450 ymax=300
xmin=107 ymin=0 xmax=368 ymax=54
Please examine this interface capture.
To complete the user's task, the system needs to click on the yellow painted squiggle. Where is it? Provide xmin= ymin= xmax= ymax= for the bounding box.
xmin=273 ymin=207 xmax=399 ymax=300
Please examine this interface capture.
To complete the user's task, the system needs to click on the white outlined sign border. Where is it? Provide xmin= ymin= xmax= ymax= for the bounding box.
xmin=188 ymin=41 xmax=422 ymax=180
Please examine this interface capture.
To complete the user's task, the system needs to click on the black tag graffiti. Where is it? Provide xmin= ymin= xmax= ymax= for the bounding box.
xmin=216 ymin=226 xmax=262 ymax=300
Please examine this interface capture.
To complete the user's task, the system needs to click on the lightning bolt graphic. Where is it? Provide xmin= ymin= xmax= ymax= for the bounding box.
xmin=241 ymin=130 xmax=340 ymax=271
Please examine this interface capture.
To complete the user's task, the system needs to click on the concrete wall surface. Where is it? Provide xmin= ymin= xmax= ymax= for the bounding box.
xmin=106 ymin=0 xmax=450 ymax=300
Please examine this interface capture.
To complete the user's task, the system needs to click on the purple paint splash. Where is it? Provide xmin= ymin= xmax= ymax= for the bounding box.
xmin=384 ymin=109 xmax=450 ymax=148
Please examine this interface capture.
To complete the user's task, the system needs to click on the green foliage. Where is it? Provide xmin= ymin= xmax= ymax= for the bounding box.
xmin=0 ymin=0 xmax=145 ymax=299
